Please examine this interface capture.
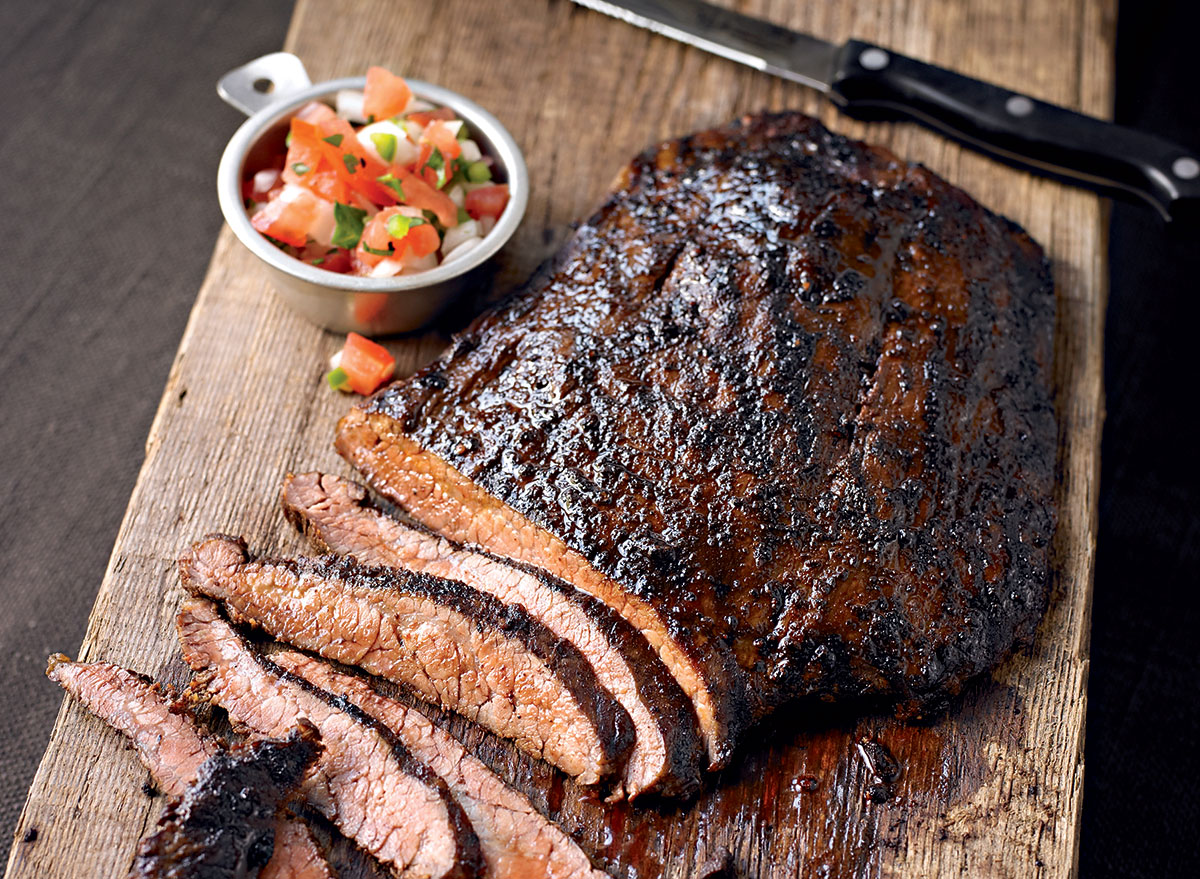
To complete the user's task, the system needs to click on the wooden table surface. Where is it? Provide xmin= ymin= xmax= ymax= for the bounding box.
xmin=4 ymin=1 xmax=1111 ymax=876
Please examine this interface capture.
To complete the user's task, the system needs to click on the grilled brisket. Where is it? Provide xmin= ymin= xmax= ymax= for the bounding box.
xmin=336 ymin=111 xmax=1057 ymax=767
xmin=281 ymin=471 xmax=701 ymax=799
xmin=180 ymin=535 xmax=633 ymax=785
xmin=47 ymin=656 xmax=335 ymax=879
xmin=128 ymin=723 xmax=320 ymax=879
xmin=270 ymin=648 xmax=610 ymax=879
xmin=177 ymin=598 xmax=482 ymax=879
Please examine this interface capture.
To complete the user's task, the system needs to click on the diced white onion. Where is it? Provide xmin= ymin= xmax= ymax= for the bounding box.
xmin=446 ymin=185 xmax=465 ymax=207
xmin=336 ymin=89 xmax=367 ymax=123
xmin=479 ymin=215 xmax=496 ymax=236
xmin=329 ymin=350 xmax=343 ymax=369
xmin=459 ymin=139 xmax=482 ymax=163
xmin=401 ymin=252 xmax=439 ymax=274
xmin=356 ymin=120 xmax=418 ymax=168
xmin=252 ymin=168 xmax=280 ymax=196
xmin=442 ymin=218 xmax=478 ymax=254
xmin=443 ymin=120 xmax=464 ymax=139
xmin=369 ymin=258 xmax=404 ymax=278
xmin=444 ymin=238 xmax=482 ymax=262
xmin=399 ymin=119 xmax=424 ymax=142
xmin=308 ymin=197 xmax=336 ymax=245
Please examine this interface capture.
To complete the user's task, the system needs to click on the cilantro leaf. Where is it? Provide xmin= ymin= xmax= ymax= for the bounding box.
xmin=361 ymin=242 xmax=394 ymax=256
xmin=342 ymin=153 xmax=359 ymax=174
xmin=331 ymin=202 xmax=368 ymax=249
xmin=322 ymin=133 xmax=344 ymax=147
xmin=423 ymin=147 xmax=448 ymax=188
xmin=376 ymin=173 xmax=405 ymax=200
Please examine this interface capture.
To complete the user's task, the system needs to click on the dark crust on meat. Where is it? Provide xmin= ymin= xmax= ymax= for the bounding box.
xmin=281 ymin=472 xmax=704 ymax=799
xmin=183 ymin=603 xmax=485 ymax=879
xmin=356 ymin=111 xmax=1058 ymax=733
xmin=128 ymin=723 xmax=321 ymax=879
xmin=184 ymin=534 xmax=636 ymax=781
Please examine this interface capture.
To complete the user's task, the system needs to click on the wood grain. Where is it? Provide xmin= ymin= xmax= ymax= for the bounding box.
xmin=4 ymin=0 xmax=1111 ymax=876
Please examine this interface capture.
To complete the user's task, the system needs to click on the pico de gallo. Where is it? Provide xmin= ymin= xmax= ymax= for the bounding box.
xmin=244 ymin=66 xmax=510 ymax=278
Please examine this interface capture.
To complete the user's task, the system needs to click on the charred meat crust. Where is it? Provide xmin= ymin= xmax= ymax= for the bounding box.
xmin=178 ymin=599 xmax=484 ymax=879
xmin=347 ymin=111 xmax=1057 ymax=748
xmin=181 ymin=535 xmax=635 ymax=785
xmin=128 ymin=723 xmax=321 ymax=879
xmin=46 ymin=656 xmax=335 ymax=879
xmin=281 ymin=471 xmax=703 ymax=799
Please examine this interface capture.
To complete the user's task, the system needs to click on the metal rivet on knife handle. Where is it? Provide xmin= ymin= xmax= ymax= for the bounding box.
xmin=1173 ymin=157 xmax=1200 ymax=180
xmin=858 ymin=47 xmax=890 ymax=70
xmin=1005 ymin=95 xmax=1034 ymax=117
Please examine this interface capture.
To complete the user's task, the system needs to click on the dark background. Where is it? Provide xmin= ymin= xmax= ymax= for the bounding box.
xmin=1 ymin=0 xmax=1196 ymax=875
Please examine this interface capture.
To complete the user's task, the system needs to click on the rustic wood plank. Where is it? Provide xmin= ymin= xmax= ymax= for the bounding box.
xmin=5 ymin=0 xmax=1111 ymax=876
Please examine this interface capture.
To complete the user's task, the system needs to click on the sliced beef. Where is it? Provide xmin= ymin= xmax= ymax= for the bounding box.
xmin=128 ymin=723 xmax=320 ymax=879
xmin=270 ymin=648 xmax=611 ymax=879
xmin=46 ymin=655 xmax=217 ymax=797
xmin=176 ymin=598 xmax=482 ymax=879
xmin=281 ymin=471 xmax=700 ymax=799
xmin=260 ymin=821 xmax=334 ymax=879
xmin=180 ymin=536 xmax=633 ymax=786
xmin=336 ymin=111 xmax=1057 ymax=767
xmin=47 ymin=656 xmax=335 ymax=879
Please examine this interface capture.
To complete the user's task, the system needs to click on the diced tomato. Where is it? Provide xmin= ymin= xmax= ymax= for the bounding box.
xmin=398 ymin=171 xmax=458 ymax=227
xmin=311 ymin=117 xmax=396 ymax=205
xmin=407 ymin=107 xmax=455 ymax=126
xmin=363 ymin=67 xmax=412 ymax=121
xmin=464 ymin=184 xmax=509 ymax=221
xmin=339 ymin=332 xmax=396 ymax=395
xmin=421 ymin=120 xmax=462 ymax=161
xmin=294 ymin=100 xmax=336 ymax=124
xmin=250 ymin=184 xmax=325 ymax=247
xmin=405 ymin=222 xmax=441 ymax=258
xmin=355 ymin=207 xmax=408 ymax=270
xmin=282 ymin=135 xmax=351 ymax=203
xmin=321 ymin=249 xmax=353 ymax=273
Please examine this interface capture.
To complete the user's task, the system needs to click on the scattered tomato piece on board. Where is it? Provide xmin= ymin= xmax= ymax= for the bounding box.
xmin=327 ymin=332 xmax=396 ymax=395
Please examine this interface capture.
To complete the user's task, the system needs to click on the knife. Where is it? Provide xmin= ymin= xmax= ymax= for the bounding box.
xmin=570 ymin=0 xmax=1200 ymax=222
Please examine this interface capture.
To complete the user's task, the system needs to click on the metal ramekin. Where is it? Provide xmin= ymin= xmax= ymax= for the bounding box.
xmin=216 ymin=53 xmax=528 ymax=335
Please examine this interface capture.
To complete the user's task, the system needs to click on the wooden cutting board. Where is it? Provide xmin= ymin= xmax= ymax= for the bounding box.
xmin=4 ymin=0 xmax=1110 ymax=876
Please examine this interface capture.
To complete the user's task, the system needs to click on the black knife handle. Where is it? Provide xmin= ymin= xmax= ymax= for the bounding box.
xmin=830 ymin=39 xmax=1200 ymax=222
